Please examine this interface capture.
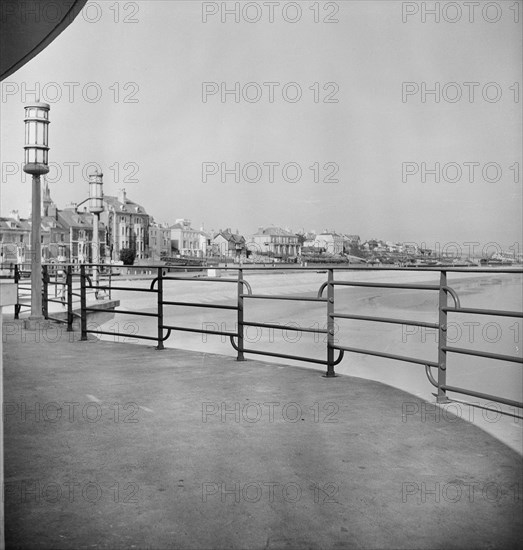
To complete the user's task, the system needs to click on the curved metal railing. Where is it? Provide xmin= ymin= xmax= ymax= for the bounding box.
xmin=11 ymin=263 xmax=523 ymax=410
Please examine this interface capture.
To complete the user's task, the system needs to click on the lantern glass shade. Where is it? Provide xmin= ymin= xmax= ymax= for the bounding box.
xmin=23 ymin=102 xmax=50 ymax=175
xmin=89 ymin=171 xmax=104 ymax=214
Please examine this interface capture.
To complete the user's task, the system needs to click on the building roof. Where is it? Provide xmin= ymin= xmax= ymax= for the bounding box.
xmin=59 ymin=208 xmax=105 ymax=230
xmin=253 ymin=226 xmax=297 ymax=237
xmin=215 ymin=230 xmax=245 ymax=244
xmin=316 ymin=232 xmax=343 ymax=238
xmin=170 ymin=223 xmax=207 ymax=237
xmin=0 ymin=217 xmax=31 ymax=231
xmin=104 ymin=195 xmax=148 ymax=216
xmin=41 ymin=216 xmax=68 ymax=232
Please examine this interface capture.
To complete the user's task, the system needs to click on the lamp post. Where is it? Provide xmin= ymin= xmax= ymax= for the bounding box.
xmin=75 ymin=170 xmax=104 ymax=295
xmin=23 ymin=102 xmax=50 ymax=328
xmin=88 ymin=170 xmax=104 ymax=293
xmin=75 ymin=170 xmax=104 ymax=296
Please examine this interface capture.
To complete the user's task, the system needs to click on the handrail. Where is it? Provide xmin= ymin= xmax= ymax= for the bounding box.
xmin=331 ymin=281 xmax=442 ymax=289
xmin=333 ymin=345 xmax=440 ymax=369
xmin=95 ymin=308 xmax=158 ymax=318
xmin=245 ymin=294 xmax=328 ymax=302
xmin=438 ymin=384 xmax=523 ymax=409
xmin=317 ymin=280 xmax=461 ymax=308
xmin=12 ymin=262 xmax=522 ymax=411
xmin=332 ymin=312 xmax=439 ymax=329
xmin=442 ymin=306 xmax=523 ymax=318
xmin=163 ymin=324 xmax=236 ymax=337
xmin=163 ymin=301 xmax=237 ymax=310
xmin=242 ymin=321 xmax=329 ymax=334
xmin=441 ymin=346 xmax=523 ymax=364
xmin=229 ymin=335 xmax=345 ymax=366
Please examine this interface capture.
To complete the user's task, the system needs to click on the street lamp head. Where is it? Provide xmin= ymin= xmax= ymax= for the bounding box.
xmin=23 ymin=102 xmax=50 ymax=175
xmin=88 ymin=169 xmax=104 ymax=214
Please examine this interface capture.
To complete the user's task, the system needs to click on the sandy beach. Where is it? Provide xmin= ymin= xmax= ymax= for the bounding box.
xmin=47 ymin=268 xmax=518 ymax=453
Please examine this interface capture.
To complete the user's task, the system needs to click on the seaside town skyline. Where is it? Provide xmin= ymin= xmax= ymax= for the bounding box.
xmin=1 ymin=179 xmax=520 ymax=264
xmin=1 ymin=1 xmax=521 ymax=251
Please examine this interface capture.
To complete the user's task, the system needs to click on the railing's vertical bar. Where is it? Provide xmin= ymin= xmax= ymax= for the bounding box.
xmin=237 ymin=268 xmax=245 ymax=361
xmin=325 ymin=268 xmax=336 ymax=377
xmin=14 ymin=264 xmax=20 ymax=319
xmin=66 ymin=266 xmax=73 ymax=332
xmin=42 ymin=265 xmax=48 ymax=319
xmin=156 ymin=267 xmax=164 ymax=350
xmin=437 ymin=270 xmax=448 ymax=403
xmin=80 ymin=264 xmax=87 ymax=341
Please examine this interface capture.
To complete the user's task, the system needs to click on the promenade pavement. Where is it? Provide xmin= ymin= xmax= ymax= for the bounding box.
xmin=2 ymin=319 xmax=522 ymax=549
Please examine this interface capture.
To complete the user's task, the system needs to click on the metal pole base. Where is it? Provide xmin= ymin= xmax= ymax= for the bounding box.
xmin=322 ymin=372 xmax=338 ymax=378
xmin=436 ymin=395 xmax=451 ymax=404
xmin=24 ymin=317 xmax=51 ymax=331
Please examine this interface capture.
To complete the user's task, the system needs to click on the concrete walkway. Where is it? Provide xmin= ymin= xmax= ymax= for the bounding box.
xmin=2 ymin=320 xmax=522 ymax=549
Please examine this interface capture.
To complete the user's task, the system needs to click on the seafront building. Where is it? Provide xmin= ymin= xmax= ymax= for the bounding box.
xmin=312 ymin=231 xmax=345 ymax=254
xmin=0 ymin=211 xmax=31 ymax=263
xmin=0 ymin=183 xmax=106 ymax=264
xmin=169 ymin=219 xmax=207 ymax=257
xmin=211 ymin=229 xmax=247 ymax=259
xmin=148 ymin=220 xmax=171 ymax=261
xmin=247 ymin=226 xmax=301 ymax=258
xmin=57 ymin=207 xmax=107 ymax=263
xmin=100 ymin=189 xmax=151 ymax=262
xmin=343 ymin=234 xmax=361 ymax=250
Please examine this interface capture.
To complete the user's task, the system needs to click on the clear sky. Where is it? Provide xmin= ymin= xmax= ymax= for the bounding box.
xmin=1 ymin=0 xmax=521 ymax=253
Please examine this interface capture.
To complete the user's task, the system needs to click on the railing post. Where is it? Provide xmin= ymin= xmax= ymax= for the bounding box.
xmin=14 ymin=264 xmax=20 ymax=319
xmin=42 ymin=265 xmax=49 ymax=319
xmin=156 ymin=267 xmax=164 ymax=350
xmin=66 ymin=266 xmax=73 ymax=332
xmin=80 ymin=264 xmax=87 ymax=341
xmin=237 ymin=268 xmax=245 ymax=361
xmin=437 ymin=270 xmax=449 ymax=403
xmin=325 ymin=268 xmax=336 ymax=377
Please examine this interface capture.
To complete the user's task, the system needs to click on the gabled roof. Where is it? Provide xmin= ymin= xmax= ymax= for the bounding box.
xmin=215 ymin=230 xmax=245 ymax=244
xmin=59 ymin=209 xmax=105 ymax=230
xmin=41 ymin=215 xmax=68 ymax=232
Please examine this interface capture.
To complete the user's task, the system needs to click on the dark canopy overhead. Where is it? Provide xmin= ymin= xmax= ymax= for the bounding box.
xmin=0 ymin=0 xmax=88 ymax=81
